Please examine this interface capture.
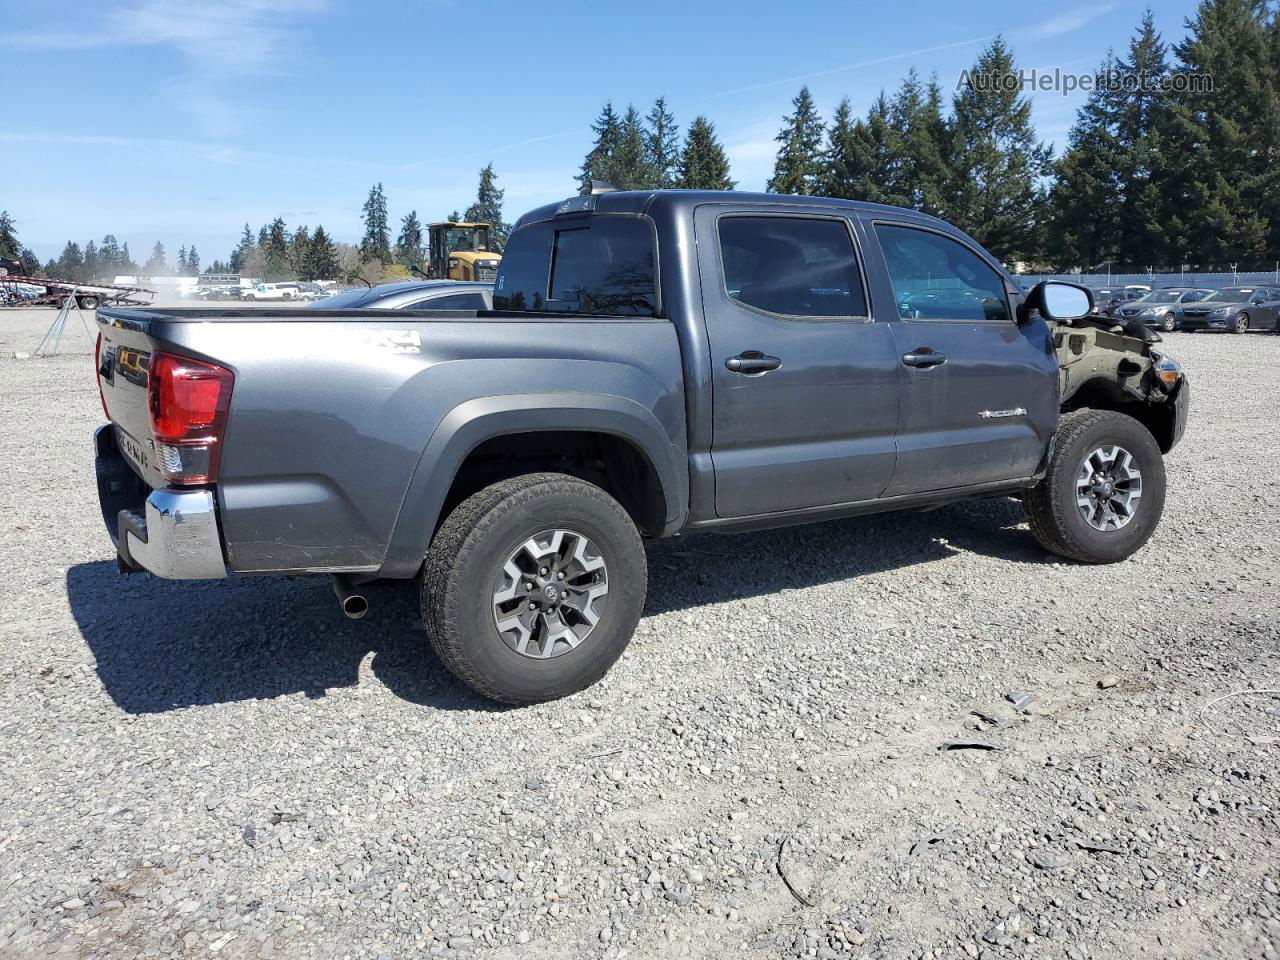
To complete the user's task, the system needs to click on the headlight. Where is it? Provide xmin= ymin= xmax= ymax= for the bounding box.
xmin=1137 ymin=308 xmax=1156 ymax=316
xmin=1210 ymin=307 xmax=1230 ymax=316
xmin=1152 ymin=355 xmax=1182 ymax=390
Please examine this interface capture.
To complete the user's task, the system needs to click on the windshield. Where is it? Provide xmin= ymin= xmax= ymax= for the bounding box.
xmin=1203 ymin=287 xmax=1253 ymax=302
xmin=444 ymin=227 xmax=489 ymax=254
xmin=1136 ymin=291 xmax=1181 ymax=304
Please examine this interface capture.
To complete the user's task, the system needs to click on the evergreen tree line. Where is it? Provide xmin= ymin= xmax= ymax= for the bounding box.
xmin=355 ymin=163 xmax=513 ymax=276
xmin=0 ymin=212 xmax=206 ymax=283
xmin=578 ymin=0 xmax=1280 ymax=271
xmin=578 ymin=98 xmax=734 ymax=191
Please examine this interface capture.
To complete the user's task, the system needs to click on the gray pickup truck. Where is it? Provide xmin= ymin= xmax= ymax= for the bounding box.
xmin=94 ymin=189 xmax=1189 ymax=704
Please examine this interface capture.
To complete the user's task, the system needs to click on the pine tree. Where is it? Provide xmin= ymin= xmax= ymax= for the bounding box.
xmin=606 ymin=105 xmax=651 ymax=190
xmin=1047 ymin=52 xmax=1126 ymax=267
xmin=822 ymin=98 xmax=877 ymax=200
xmin=360 ymin=183 xmax=392 ymax=263
xmin=306 ymin=225 xmax=338 ymax=280
xmin=99 ymin=234 xmax=122 ymax=275
xmin=288 ymin=227 xmax=310 ymax=278
xmin=18 ymin=247 xmax=40 ymax=275
xmin=0 ymin=211 xmax=18 ymax=258
xmin=177 ymin=246 xmax=188 ymax=275
xmin=889 ymin=71 xmax=951 ymax=215
xmin=949 ymin=37 xmax=1052 ymax=263
xmin=187 ymin=246 xmax=200 ymax=276
xmin=579 ymin=102 xmax=624 ymax=191
xmin=263 ymin=218 xmax=290 ymax=279
xmin=144 ymin=241 xmax=167 ymax=276
xmin=230 ymin=223 xmax=255 ymax=273
xmin=463 ymin=164 xmax=510 ymax=250
xmin=57 ymin=241 xmax=85 ymax=280
xmin=1115 ymin=11 xmax=1172 ymax=263
xmin=121 ymin=242 xmax=134 ymax=273
xmin=676 ymin=116 xmax=735 ymax=190
xmin=1159 ymin=0 xmax=1272 ymax=263
xmin=768 ymin=86 xmax=825 ymax=196
xmin=83 ymin=240 xmax=100 ymax=282
xmin=645 ymin=97 xmax=680 ymax=189
xmin=396 ymin=211 xmax=425 ymax=268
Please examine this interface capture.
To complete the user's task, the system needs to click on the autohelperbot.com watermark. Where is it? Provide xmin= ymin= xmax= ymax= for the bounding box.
xmin=956 ymin=67 xmax=1214 ymax=97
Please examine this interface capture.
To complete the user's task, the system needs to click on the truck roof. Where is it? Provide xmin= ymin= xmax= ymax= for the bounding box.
xmin=515 ymin=189 xmax=953 ymax=231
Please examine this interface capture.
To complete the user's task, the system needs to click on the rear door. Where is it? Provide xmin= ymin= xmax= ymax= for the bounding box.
xmin=861 ymin=219 xmax=1059 ymax=497
xmin=694 ymin=204 xmax=900 ymax=517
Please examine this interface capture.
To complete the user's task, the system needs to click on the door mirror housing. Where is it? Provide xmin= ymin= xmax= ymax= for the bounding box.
xmin=1027 ymin=280 xmax=1092 ymax=322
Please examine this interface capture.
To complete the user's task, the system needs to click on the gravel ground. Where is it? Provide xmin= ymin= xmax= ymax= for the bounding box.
xmin=1 ymin=308 xmax=1278 ymax=960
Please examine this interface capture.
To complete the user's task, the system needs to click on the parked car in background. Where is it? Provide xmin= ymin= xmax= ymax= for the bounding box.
xmin=1091 ymin=287 xmax=1146 ymax=317
xmin=243 ymin=282 xmax=301 ymax=301
xmin=1179 ymin=286 xmax=1280 ymax=333
xmin=1113 ymin=287 xmax=1213 ymax=332
xmin=308 ymin=280 xmax=493 ymax=311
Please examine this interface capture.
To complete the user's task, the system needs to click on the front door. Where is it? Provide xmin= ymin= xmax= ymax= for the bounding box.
xmin=862 ymin=220 xmax=1060 ymax=497
xmin=695 ymin=206 xmax=901 ymax=518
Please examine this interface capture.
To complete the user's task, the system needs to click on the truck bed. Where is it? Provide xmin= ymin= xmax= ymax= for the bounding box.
xmin=95 ymin=305 xmax=687 ymax=576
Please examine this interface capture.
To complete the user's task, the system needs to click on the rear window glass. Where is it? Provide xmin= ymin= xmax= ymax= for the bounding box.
xmin=494 ymin=216 xmax=657 ymax=316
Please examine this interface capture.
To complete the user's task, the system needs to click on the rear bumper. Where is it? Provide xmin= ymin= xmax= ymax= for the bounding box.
xmin=95 ymin=424 xmax=227 ymax=579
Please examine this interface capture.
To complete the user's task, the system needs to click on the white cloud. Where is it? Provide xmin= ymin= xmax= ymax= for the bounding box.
xmin=1021 ymin=2 xmax=1117 ymax=41
xmin=712 ymin=36 xmax=993 ymax=98
xmin=7 ymin=0 xmax=327 ymax=71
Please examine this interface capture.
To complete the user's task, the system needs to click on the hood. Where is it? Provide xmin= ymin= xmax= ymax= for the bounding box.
xmin=1183 ymin=299 xmax=1245 ymax=311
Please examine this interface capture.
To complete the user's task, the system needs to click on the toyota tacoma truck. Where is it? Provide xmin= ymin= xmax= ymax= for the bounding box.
xmin=93 ymin=189 xmax=1190 ymax=704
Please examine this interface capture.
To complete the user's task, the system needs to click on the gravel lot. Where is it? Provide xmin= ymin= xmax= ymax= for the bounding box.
xmin=1 ymin=307 xmax=1278 ymax=960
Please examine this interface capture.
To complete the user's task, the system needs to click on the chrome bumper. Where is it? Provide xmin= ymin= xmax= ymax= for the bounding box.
xmin=95 ymin=424 xmax=228 ymax=579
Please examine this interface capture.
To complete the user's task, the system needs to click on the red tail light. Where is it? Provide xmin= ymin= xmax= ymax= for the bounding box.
xmin=147 ymin=352 xmax=234 ymax=485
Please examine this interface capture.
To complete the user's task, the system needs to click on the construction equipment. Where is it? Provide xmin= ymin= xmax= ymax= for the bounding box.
xmin=0 ymin=275 xmax=154 ymax=309
xmin=426 ymin=222 xmax=501 ymax=282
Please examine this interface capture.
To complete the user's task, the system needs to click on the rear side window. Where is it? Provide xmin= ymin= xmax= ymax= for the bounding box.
xmin=494 ymin=216 xmax=657 ymax=316
xmin=875 ymin=224 xmax=1011 ymax=323
xmin=718 ymin=217 xmax=867 ymax=318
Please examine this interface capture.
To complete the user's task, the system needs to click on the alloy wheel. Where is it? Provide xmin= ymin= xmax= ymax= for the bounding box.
xmin=492 ymin=529 xmax=610 ymax=659
xmin=1076 ymin=445 xmax=1143 ymax=532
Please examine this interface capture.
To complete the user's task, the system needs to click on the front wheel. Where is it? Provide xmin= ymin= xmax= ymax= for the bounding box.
xmin=1160 ymin=312 xmax=1176 ymax=332
xmin=423 ymin=473 xmax=647 ymax=704
xmin=1023 ymin=410 xmax=1166 ymax=563
xmin=1233 ymin=312 xmax=1249 ymax=334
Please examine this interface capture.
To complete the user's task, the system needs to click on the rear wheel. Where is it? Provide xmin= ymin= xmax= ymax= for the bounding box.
xmin=1233 ymin=312 xmax=1249 ymax=334
xmin=78 ymin=295 xmax=99 ymax=309
xmin=1023 ymin=410 xmax=1166 ymax=563
xmin=423 ymin=472 xmax=647 ymax=704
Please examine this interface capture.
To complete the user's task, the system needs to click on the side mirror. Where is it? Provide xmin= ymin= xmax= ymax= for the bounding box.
xmin=1027 ymin=280 xmax=1092 ymax=322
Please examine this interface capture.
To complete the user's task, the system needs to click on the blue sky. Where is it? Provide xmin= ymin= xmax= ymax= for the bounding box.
xmin=3 ymin=0 xmax=1202 ymax=264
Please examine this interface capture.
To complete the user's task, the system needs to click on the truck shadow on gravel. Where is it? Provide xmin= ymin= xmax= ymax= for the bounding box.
xmin=68 ymin=496 xmax=1049 ymax=714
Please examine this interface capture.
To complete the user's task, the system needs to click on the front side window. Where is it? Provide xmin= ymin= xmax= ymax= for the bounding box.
xmin=717 ymin=216 xmax=867 ymax=318
xmin=494 ymin=216 xmax=657 ymax=316
xmin=875 ymin=224 xmax=1011 ymax=323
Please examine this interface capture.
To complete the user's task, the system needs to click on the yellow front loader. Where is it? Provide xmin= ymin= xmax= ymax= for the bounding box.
xmin=427 ymin=222 xmax=501 ymax=282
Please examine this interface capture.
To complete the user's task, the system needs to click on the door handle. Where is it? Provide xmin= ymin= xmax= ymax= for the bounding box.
xmin=902 ymin=348 xmax=947 ymax=369
xmin=726 ymin=351 xmax=782 ymax=374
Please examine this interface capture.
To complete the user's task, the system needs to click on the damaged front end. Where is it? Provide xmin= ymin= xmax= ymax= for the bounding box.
xmin=1052 ymin=315 xmax=1190 ymax=452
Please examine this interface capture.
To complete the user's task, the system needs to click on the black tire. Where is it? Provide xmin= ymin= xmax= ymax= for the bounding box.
xmin=1232 ymin=312 xmax=1249 ymax=334
xmin=1023 ymin=410 xmax=1166 ymax=564
xmin=78 ymin=295 xmax=99 ymax=309
xmin=1160 ymin=312 xmax=1175 ymax=332
xmin=422 ymin=472 xmax=647 ymax=704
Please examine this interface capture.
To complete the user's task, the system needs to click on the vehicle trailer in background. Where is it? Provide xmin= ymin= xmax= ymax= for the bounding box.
xmin=0 ymin=274 xmax=155 ymax=309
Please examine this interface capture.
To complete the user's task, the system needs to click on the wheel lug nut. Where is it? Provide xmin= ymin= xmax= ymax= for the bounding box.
xmin=557 ymin=572 xmax=565 ymax=579
xmin=540 ymin=567 xmax=548 ymax=575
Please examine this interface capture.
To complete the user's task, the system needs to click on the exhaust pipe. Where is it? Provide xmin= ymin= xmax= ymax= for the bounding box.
xmin=332 ymin=574 xmax=369 ymax=620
